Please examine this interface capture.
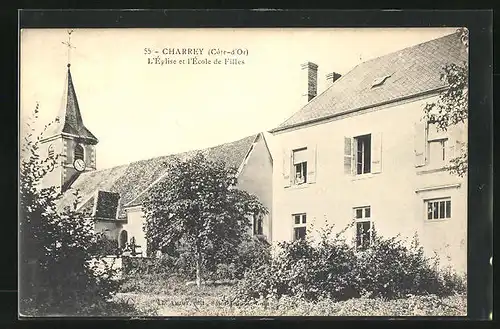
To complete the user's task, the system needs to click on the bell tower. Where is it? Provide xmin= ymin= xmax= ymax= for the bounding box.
xmin=40 ymin=30 xmax=98 ymax=192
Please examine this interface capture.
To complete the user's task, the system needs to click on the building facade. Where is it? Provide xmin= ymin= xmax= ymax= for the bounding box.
xmin=269 ymin=32 xmax=468 ymax=273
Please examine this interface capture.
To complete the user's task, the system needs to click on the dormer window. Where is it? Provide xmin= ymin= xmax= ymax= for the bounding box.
xmin=74 ymin=144 xmax=84 ymax=161
xmin=48 ymin=144 xmax=54 ymax=158
xmin=371 ymin=74 xmax=392 ymax=88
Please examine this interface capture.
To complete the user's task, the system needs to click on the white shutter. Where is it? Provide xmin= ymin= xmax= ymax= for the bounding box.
xmin=283 ymin=148 xmax=291 ymax=188
xmin=371 ymin=132 xmax=382 ymax=173
xmin=448 ymin=122 xmax=467 ymax=160
xmin=344 ymin=137 xmax=353 ymax=174
xmin=307 ymin=144 xmax=317 ymax=183
xmin=414 ymin=121 xmax=427 ymax=167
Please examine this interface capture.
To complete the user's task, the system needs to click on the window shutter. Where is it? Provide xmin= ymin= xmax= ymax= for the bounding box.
xmin=307 ymin=144 xmax=317 ymax=183
xmin=283 ymin=148 xmax=291 ymax=188
xmin=414 ymin=121 xmax=427 ymax=167
xmin=448 ymin=122 xmax=467 ymax=159
xmin=371 ymin=132 xmax=382 ymax=173
xmin=344 ymin=137 xmax=353 ymax=174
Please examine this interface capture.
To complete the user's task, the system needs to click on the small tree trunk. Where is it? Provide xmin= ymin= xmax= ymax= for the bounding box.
xmin=195 ymin=252 xmax=204 ymax=288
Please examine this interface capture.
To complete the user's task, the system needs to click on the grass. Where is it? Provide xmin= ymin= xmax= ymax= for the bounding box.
xmin=19 ymin=298 xmax=150 ymax=317
xmin=113 ymin=274 xmax=467 ymax=317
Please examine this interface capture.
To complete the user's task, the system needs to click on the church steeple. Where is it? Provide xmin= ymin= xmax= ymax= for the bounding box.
xmin=47 ymin=63 xmax=99 ymax=144
xmin=43 ymin=31 xmax=98 ymax=144
xmin=40 ymin=30 xmax=98 ymax=192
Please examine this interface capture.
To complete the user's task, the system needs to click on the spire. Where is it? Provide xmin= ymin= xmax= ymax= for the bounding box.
xmin=61 ymin=65 xmax=99 ymax=143
xmin=42 ymin=31 xmax=98 ymax=144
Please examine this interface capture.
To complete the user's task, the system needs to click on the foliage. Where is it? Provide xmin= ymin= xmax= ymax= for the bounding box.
xmin=235 ymin=223 xmax=466 ymax=303
xmin=142 ymin=152 xmax=268 ymax=286
xmin=231 ymin=236 xmax=272 ymax=279
xmin=423 ymin=28 xmax=469 ymax=177
xmin=352 ymin=232 xmax=445 ymax=299
xmin=122 ymin=235 xmax=271 ymax=283
xmin=19 ymin=104 xmax=122 ymax=315
xmin=235 ymin=222 xmax=359 ymax=302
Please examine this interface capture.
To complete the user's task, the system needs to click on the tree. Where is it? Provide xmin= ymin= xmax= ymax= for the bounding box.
xmin=423 ymin=28 xmax=468 ymax=177
xmin=142 ymin=152 xmax=268 ymax=287
xmin=19 ymin=104 xmax=120 ymax=315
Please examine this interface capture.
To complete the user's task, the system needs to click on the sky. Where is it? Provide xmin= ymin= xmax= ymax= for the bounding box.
xmin=20 ymin=27 xmax=458 ymax=169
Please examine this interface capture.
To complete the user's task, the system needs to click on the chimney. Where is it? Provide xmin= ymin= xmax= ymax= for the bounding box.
xmin=326 ymin=72 xmax=342 ymax=85
xmin=301 ymin=62 xmax=318 ymax=103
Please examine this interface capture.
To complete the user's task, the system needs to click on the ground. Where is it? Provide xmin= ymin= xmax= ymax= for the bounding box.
xmin=110 ymin=274 xmax=467 ymax=317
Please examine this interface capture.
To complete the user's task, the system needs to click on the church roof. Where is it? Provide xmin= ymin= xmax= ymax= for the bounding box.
xmin=43 ymin=64 xmax=98 ymax=144
xmin=272 ymin=32 xmax=468 ymax=133
xmin=57 ymin=134 xmax=259 ymax=219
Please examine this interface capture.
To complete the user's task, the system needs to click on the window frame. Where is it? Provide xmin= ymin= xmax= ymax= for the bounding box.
xmin=425 ymin=197 xmax=452 ymax=222
xmin=427 ymin=137 xmax=449 ymax=167
xmin=353 ymin=206 xmax=373 ymax=250
xmin=119 ymin=229 xmax=128 ymax=249
xmin=292 ymin=148 xmax=308 ymax=185
xmin=292 ymin=213 xmax=307 ymax=241
xmin=354 ymin=134 xmax=372 ymax=175
xmin=74 ymin=144 xmax=85 ymax=162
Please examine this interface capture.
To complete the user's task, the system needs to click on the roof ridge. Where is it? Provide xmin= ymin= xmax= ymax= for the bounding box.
xmin=351 ymin=31 xmax=460 ymax=67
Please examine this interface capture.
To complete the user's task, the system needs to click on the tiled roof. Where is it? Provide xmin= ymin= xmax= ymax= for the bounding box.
xmin=58 ymin=134 xmax=258 ymax=218
xmin=43 ymin=65 xmax=98 ymax=143
xmin=272 ymin=32 xmax=468 ymax=132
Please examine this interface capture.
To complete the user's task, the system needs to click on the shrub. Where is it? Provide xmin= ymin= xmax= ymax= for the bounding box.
xmin=352 ymin=231 xmax=466 ymax=299
xmin=235 ymin=223 xmax=359 ymax=301
xmin=232 ymin=236 xmax=272 ymax=278
xmin=352 ymin=232 xmax=435 ymax=298
xmin=235 ymin=222 xmax=466 ymax=303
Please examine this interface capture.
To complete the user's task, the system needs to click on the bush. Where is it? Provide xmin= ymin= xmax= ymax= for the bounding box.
xmin=352 ymin=232 xmax=436 ymax=298
xmin=231 ymin=236 xmax=272 ymax=278
xmin=235 ymin=223 xmax=358 ymax=301
xmin=235 ymin=223 xmax=466 ymax=303
xmin=352 ymin=231 xmax=466 ymax=299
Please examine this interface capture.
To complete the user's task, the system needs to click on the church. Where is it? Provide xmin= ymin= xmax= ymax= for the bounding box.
xmin=40 ymin=62 xmax=274 ymax=257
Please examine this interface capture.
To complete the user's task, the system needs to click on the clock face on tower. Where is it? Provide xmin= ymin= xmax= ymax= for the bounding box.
xmin=74 ymin=159 xmax=86 ymax=172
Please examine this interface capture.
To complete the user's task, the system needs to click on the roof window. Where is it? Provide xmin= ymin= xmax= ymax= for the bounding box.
xmin=371 ymin=74 xmax=392 ymax=88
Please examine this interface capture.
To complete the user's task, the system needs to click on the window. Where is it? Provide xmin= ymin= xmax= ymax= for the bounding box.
xmin=422 ymin=122 xmax=450 ymax=169
xmin=355 ymin=134 xmax=371 ymax=175
xmin=47 ymin=144 xmax=54 ymax=158
xmin=293 ymin=148 xmax=307 ymax=185
xmin=284 ymin=146 xmax=317 ymax=187
xmin=293 ymin=213 xmax=307 ymax=241
xmin=371 ymin=74 xmax=392 ymax=88
xmin=354 ymin=206 xmax=372 ymax=250
xmin=426 ymin=198 xmax=451 ymax=220
xmin=253 ymin=214 xmax=263 ymax=235
xmin=74 ymin=144 xmax=84 ymax=161
xmin=428 ymin=138 xmax=448 ymax=167
xmin=119 ymin=230 xmax=128 ymax=249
